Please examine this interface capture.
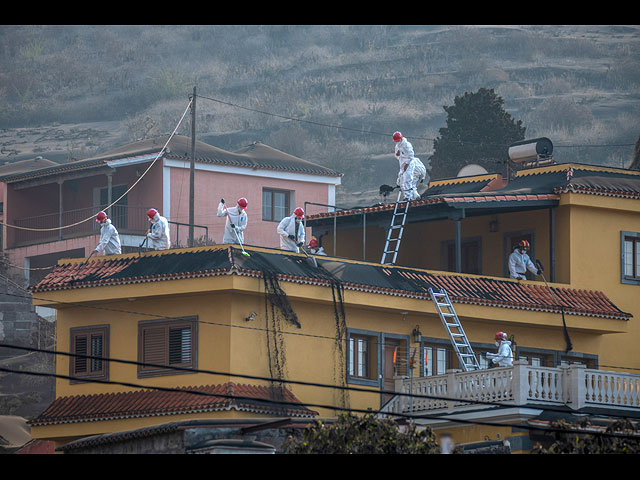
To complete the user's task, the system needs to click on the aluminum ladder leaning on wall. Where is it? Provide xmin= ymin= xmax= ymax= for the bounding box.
xmin=429 ymin=288 xmax=480 ymax=372
xmin=380 ymin=190 xmax=411 ymax=266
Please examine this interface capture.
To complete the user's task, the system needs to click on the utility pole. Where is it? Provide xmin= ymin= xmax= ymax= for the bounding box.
xmin=189 ymin=86 xmax=196 ymax=247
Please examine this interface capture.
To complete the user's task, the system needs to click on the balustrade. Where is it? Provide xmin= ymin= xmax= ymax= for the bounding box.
xmin=383 ymin=361 xmax=640 ymax=417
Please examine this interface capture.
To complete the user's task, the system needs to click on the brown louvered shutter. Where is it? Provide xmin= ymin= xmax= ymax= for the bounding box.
xmin=142 ymin=325 xmax=167 ymax=367
xmin=70 ymin=326 xmax=109 ymax=382
xmin=139 ymin=319 xmax=196 ymax=377
xmin=74 ymin=335 xmax=88 ymax=374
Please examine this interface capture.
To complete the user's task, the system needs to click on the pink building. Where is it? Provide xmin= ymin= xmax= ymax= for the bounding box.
xmin=0 ymin=135 xmax=342 ymax=286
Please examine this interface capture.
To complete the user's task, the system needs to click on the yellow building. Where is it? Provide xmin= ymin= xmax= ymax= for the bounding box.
xmin=27 ymin=161 xmax=640 ymax=453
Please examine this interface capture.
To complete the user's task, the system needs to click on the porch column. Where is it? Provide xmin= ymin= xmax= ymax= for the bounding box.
xmin=58 ymin=180 xmax=63 ymax=241
xmin=107 ymin=173 xmax=113 ymax=209
xmin=549 ymin=207 xmax=555 ymax=282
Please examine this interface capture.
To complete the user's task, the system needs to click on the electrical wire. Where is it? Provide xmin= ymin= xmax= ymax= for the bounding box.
xmin=1 ymin=347 xmax=639 ymax=439
xmin=0 ymin=98 xmax=192 ymax=233
xmin=3 ymin=282 xmax=640 ymax=375
xmin=196 ymin=93 xmax=637 ymax=149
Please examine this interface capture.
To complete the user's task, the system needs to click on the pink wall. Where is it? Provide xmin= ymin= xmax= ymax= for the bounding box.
xmin=170 ymin=167 xmax=335 ymax=249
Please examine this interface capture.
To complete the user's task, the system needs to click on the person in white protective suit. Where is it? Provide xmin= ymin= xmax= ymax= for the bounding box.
xmin=393 ymin=131 xmax=426 ymax=201
xmin=508 ymin=240 xmax=541 ymax=280
xmin=307 ymin=236 xmax=326 ymax=256
xmin=94 ymin=211 xmax=121 ymax=256
xmin=486 ymin=331 xmax=514 ymax=367
xmin=277 ymin=207 xmax=306 ymax=253
xmin=217 ymin=197 xmax=248 ymax=244
xmin=146 ymin=208 xmax=171 ymax=250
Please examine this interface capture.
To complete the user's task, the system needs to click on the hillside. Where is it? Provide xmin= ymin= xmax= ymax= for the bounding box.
xmin=1 ymin=25 xmax=639 ymax=206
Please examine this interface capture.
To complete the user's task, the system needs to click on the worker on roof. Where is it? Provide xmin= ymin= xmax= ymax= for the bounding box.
xmin=307 ymin=236 xmax=326 ymax=256
xmin=277 ymin=207 xmax=306 ymax=253
xmin=93 ymin=211 xmax=121 ymax=256
xmin=486 ymin=331 xmax=513 ymax=367
xmin=393 ymin=131 xmax=426 ymax=201
xmin=146 ymin=208 xmax=171 ymax=250
xmin=508 ymin=240 xmax=541 ymax=280
xmin=217 ymin=197 xmax=248 ymax=245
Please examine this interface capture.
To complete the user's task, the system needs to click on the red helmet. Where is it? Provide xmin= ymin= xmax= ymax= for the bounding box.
xmin=237 ymin=197 xmax=248 ymax=209
xmin=495 ymin=331 xmax=507 ymax=341
xmin=294 ymin=207 xmax=304 ymax=218
xmin=147 ymin=208 xmax=158 ymax=220
xmin=392 ymin=131 xmax=403 ymax=142
xmin=519 ymin=240 xmax=530 ymax=248
xmin=96 ymin=211 xmax=107 ymax=223
xmin=309 ymin=236 xmax=319 ymax=248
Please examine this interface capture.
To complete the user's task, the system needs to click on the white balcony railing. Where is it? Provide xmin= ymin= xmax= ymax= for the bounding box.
xmin=381 ymin=361 xmax=640 ymax=417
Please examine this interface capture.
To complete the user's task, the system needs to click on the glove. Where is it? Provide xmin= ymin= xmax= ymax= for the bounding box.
xmin=231 ymin=223 xmax=235 ymax=229
xmin=537 ymin=269 xmax=542 ymax=275
xmin=297 ymin=242 xmax=303 ymax=248
xmin=288 ymin=234 xmax=296 ymax=240
xmin=221 ymin=198 xmax=225 ymax=204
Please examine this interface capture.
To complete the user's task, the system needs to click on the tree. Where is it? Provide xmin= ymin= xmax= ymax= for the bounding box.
xmin=282 ymin=413 xmax=440 ymax=454
xmin=531 ymin=418 xmax=640 ymax=454
xmin=429 ymin=88 xmax=526 ymax=179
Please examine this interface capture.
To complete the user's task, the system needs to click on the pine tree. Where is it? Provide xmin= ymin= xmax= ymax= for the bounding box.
xmin=430 ymin=88 xmax=526 ymax=179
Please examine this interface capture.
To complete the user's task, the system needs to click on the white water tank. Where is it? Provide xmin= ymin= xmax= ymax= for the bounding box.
xmin=508 ymin=138 xmax=553 ymax=163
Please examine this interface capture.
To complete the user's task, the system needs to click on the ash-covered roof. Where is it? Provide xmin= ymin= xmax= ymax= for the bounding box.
xmin=306 ymin=163 xmax=640 ymax=223
xmin=31 ymin=245 xmax=631 ymax=321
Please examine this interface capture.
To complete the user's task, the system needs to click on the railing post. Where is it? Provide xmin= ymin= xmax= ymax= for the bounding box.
xmin=445 ymin=369 xmax=459 ymax=410
xmin=511 ymin=360 xmax=529 ymax=406
xmin=567 ymin=363 xmax=586 ymax=410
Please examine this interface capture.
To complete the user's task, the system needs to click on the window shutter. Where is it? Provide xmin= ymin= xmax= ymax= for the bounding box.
xmin=139 ymin=319 xmax=196 ymax=376
xmin=169 ymin=327 xmax=191 ymax=365
xmin=143 ymin=326 xmax=167 ymax=366
xmin=74 ymin=335 xmax=88 ymax=374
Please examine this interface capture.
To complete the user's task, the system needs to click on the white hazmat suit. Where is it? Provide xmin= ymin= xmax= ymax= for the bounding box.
xmin=95 ymin=218 xmax=121 ymax=255
xmin=277 ymin=213 xmax=305 ymax=253
xmin=217 ymin=201 xmax=248 ymax=244
xmin=147 ymin=211 xmax=171 ymax=250
xmin=508 ymin=247 xmax=539 ymax=280
xmin=488 ymin=340 xmax=513 ymax=367
xmin=395 ymin=136 xmax=426 ymax=201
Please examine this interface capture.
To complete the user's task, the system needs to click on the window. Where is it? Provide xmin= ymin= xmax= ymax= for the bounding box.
xmin=442 ymin=237 xmax=482 ymax=274
xmin=421 ymin=340 xmax=455 ymax=376
xmin=262 ymin=188 xmax=291 ymax=222
xmin=138 ymin=318 xmax=197 ymax=377
xmin=622 ymin=232 xmax=640 ymax=284
xmin=348 ymin=331 xmax=379 ymax=385
xmin=70 ymin=325 xmax=109 ymax=382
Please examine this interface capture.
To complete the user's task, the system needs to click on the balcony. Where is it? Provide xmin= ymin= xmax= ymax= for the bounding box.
xmin=9 ymin=205 xmax=210 ymax=249
xmin=381 ymin=361 xmax=640 ymax=417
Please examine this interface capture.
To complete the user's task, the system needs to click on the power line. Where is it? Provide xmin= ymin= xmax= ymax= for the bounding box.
xmin=4 ymin=283 xmax=640 ymax=374
xmin=1 ymin=355 xmax=639 ymax=439
xmin=0 ymin=99 xmax=192 ymax=233
xmin=196 ymin=93 xmax=637 ymax=149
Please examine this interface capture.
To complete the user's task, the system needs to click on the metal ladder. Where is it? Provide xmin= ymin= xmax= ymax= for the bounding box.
xmin=380 ymin=190 xmax=410 ymax=265
xmin=429 ymin=288 xmax=480 ymax=372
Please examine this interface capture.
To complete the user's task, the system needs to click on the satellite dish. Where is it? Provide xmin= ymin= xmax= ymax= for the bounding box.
xmin=457 ymin=164 xmax=489 ymax=177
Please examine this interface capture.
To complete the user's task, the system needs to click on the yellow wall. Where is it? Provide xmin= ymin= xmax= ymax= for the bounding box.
xmin=32 ymin=257 xmax=629 ymax=445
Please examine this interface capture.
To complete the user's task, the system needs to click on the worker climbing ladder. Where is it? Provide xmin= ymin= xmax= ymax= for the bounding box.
xmin=429 ymin=288 xmax=480 ymax=372
xmin=380 ymin=190 xmax=411 ymax=265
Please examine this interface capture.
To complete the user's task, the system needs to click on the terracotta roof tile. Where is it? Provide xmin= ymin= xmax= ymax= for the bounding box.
xmin=31 ymin=246 xmax=631 ymax=321
xmin=29 ymin=382 xmax=317 ymax=426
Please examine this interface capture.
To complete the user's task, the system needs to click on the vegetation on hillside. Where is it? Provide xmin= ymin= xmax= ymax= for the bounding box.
xmin=1 ymin=25 xmax=639 ymax=202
